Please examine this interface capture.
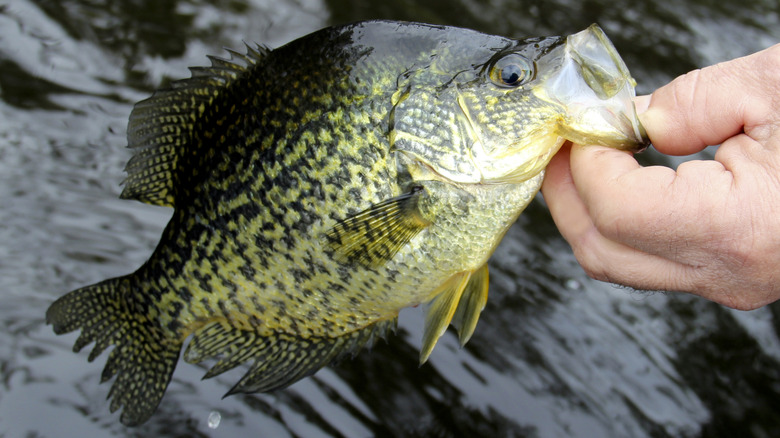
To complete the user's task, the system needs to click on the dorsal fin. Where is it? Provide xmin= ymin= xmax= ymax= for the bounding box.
xmin=120 ymin=43 xmax=270 ymax=207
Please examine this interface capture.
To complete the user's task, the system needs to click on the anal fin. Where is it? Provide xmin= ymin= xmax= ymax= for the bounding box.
xmin=184 ymin=320 xmax=262 ymax=379
xmin=183 ymin=318 xmax=397 ymax=395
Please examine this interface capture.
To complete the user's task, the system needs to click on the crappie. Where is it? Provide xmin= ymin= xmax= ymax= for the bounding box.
xmin=46 ymin=20 xmax=648 ymax=426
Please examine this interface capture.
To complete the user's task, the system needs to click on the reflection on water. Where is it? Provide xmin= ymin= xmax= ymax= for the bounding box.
xmin=1 ymin=0 xmax=779 ymax=436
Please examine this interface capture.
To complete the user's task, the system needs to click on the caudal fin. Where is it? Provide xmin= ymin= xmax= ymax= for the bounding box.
xmin=46 ymin=276 xmax=180 ymax=426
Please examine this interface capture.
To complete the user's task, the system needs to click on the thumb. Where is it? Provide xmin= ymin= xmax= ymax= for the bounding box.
xmin=640 ymin=46 xmax=777 ymax=156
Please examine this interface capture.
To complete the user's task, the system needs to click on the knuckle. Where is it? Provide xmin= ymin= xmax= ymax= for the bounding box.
xmin=588 ymin=199 xmax=627 ymax=242
xmin=712 ymin=208 xmax=766 ymax=269
xmin=568 ymin=230 xmax=612 ymax=283
xmin=746 ymin=44 xmax=780 ymax=120
xmin=761 ymin=46 xmax=780 ymax=112
xmin=759 ymin=44 xmax=780 ymax=80
xmin=576 ymin=257 xmax=610 ymax=283
xmin=670 ymin=68 xmax=705 ymax=115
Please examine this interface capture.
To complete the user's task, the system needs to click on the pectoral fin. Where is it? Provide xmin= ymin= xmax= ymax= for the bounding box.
xmin=326 ymin=187 xmax=431 ymax=268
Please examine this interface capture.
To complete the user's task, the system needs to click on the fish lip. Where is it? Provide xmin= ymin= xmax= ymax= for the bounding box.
xmin=541 ymin=24 xmax=650 ymax=152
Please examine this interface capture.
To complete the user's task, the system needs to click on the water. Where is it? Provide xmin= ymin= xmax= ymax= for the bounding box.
xmin=1 ymin=0 xmax=778 ymax=436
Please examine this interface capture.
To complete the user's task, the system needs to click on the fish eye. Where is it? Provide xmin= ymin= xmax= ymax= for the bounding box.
xmin=489 ymin=54 xmax=534 ymax=88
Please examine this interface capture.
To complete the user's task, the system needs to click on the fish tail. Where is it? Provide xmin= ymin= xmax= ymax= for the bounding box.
xmin=46 ymin=276 xmax=180 ymax=426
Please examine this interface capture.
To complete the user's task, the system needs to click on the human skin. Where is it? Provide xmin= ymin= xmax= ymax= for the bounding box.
xmin=541 ymin=43 xmax=780 ymax=311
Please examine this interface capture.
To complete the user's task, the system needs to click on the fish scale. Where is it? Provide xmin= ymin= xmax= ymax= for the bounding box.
xmin=46 ymin=20 xmax=648 ymax=426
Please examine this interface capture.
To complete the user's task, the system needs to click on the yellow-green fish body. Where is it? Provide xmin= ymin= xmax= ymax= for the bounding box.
xmin=47 ymin=20 xmax=647 ymax=426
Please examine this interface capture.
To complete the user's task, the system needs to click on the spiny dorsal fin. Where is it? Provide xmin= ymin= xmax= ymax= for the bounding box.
xmin=451 ymin=264 xmax=489 ymax=346
xmin=325 ymin=187 xmax=431 ymax=268
xmin=183 ymin=318 xmax=397 ymax=395
xmin=419 ymin=271 xmax=471 ymax=364
xmin=120 ymin=43 xmax=270 ymax=207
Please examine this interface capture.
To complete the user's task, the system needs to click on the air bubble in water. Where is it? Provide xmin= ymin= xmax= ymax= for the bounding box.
xmin=208 ymin=411 xmax=221 ymax=429
xmin=564 ymin=278 xmax=582 ymax=290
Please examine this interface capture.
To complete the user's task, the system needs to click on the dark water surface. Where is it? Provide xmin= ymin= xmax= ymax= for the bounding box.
xmin=1 ymin=1 xmax=779 ymax=437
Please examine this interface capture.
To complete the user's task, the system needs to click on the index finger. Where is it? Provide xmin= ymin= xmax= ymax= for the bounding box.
xmin=541 ymin=143 xmax=702 ymax=292
xmin=568 ymin=143 xmax=718 ymax=257
xmin=569 ymin=135 xmax=751 ymax=268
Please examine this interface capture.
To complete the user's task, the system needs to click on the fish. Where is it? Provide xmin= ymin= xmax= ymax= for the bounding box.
xmin=46 ymin=20 xmax=648 ymax=426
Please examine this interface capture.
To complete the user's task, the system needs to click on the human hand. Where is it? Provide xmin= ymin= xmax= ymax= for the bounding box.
xmin=541 ymin=43 xmax=780 ymax=310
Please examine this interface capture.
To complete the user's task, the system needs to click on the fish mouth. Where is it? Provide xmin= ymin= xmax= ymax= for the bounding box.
xmin=542 ymin=24 xmax=650 ymax=152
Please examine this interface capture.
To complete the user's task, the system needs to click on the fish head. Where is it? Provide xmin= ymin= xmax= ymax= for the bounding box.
xmin=390 ymin=24 xmax=649 ymax=185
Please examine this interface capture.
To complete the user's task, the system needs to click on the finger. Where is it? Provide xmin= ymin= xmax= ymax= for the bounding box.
xmin=542 ymin=143 xmax=593 ymax=239
xmin=641 ymin=47 xmax=778 ymax=155
xmin=569 ymin=141 xmax=749 ymax=268
xmin=542 ymin=144 xmax=701 ymax=292
xmin=567 ymin=144 xmax=683 ymax=249
xmin=565 ymin=228 xmax=701 ymax=295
